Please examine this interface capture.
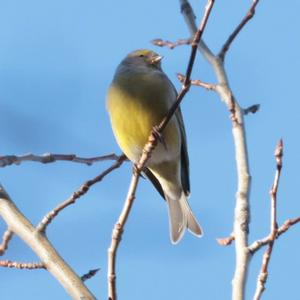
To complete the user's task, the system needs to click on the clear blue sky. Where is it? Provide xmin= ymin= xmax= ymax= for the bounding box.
xmin=1 ymin=0 xmax=300 ymax=299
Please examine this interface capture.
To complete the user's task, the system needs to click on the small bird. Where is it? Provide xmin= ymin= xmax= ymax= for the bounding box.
xmin=106 ymin=49 xmax=202 ymax=243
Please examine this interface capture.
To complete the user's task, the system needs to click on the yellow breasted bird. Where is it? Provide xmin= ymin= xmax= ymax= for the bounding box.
xmin=106 ymin=49 xmax=202 ymax=243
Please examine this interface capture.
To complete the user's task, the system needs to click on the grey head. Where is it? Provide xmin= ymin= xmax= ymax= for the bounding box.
xmin=120 ymin=49 xmax=163 ymax=71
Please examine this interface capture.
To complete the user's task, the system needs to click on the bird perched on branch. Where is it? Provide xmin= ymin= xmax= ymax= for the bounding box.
xmin=106 ymin=49 xmax=202 ymax=244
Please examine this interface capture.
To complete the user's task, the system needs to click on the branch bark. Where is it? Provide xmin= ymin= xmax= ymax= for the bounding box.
xmin=0 ymin=260 xmax=45 ymax=269
xmin=0 ymin=184 xmax=96 ymax=300
xmin=0 ymin=153 xmax=119 ymax=167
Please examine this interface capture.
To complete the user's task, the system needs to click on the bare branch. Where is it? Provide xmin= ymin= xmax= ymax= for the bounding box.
xmin=217 ymin=234 xmax=235 ymax=246
xmin=0 ymin=184 xmax=96 ymax=299
xmin=151 ymin=38 xmax=191 ymax=49
xmin=248 ymin=236 xmax=270 ymax=253
xmin=0 ymin=153 xmax=119 ymax=168
xmin=81 ymin=268 xmax=100 ymax=282
xmin=180 ymin=1 xmax=258 ymax=299
xmin=253 ymin=140 xmax=283 ymax=300
xmin=37 ymin=155 xmax=126 ymax=232
xmin=0 ymin=260 xmax=45 ymax=269
xmin=0 ymin=229 xmax=13 ymax=255
xmin=219 ymin=0 xmax=261 ymax=61
xmin=277 ymin=217 xmax=300 ymax=235
xmin=249 ymin=216 xmax=300 ymax=253
xmin=177 ymin=73 xmax=216 ymax=90
xmin=107 ymin=2 xmax=215 ymax=299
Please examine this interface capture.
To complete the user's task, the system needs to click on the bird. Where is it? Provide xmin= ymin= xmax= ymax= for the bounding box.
xmin=106 ymin=49 xmax=202 ymax=244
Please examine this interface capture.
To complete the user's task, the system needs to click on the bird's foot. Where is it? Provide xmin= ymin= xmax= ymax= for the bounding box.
xmin=152 ymin=126 xmax=167 ymax=150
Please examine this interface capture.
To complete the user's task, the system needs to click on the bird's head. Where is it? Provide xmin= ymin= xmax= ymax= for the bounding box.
xmin=124 ymin=49 xmax=163 ymax=69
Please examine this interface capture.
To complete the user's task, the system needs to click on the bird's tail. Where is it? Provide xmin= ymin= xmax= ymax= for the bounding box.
xmin=166 ymin=192 xmax=203 ymax=244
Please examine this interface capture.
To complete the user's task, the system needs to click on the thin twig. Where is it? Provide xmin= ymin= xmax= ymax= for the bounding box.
xmin=151 ymin=38 xmax=192 ymax=49
xmin=0 ymin=260 xmax=45 ymax=269
xmin=0 ymin=184 xmax=96 ymax=299
xmin=0 ymin=153 xmax=119 ymax=168
xmin=248 ymin=216 xmax=300 ymax=253
xmin=107 ymin=2 xmax=215 ymax=300
xmin=253 ymin=140 xmax=283 ymax=300
xmin=81 ymin=268 xmax=100 ymax=282
xmin=37 ymin=155 xmax=126 ymax=232
xmin=277 ymin=217 xmax=300 ymax=235
xmin=219 ymin=0 xmax=261 ymax=61
xmin=177 ymin=73 xmax=216 ymax=90
xmin=0 ymin=229 xmax=13 ymax=255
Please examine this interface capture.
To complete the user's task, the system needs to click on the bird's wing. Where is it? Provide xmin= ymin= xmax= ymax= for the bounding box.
xmin=144 ymin=75 xmax=190 ymax=199
xmin=175 ymin=106 xmax=190 ymax=196
xmin=169 ymin=78 xmax=190 ymax=196
xmin=143 ymin=168 xmax=166 ymax=200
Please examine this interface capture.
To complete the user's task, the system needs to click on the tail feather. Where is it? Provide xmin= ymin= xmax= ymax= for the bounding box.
xmin=167 ymin=196 xmax=186 ymax=244
xmin=166 ymin=192 xmax=202 ymax=244
xmin=179 ymin=194 xmax=203 ymax=237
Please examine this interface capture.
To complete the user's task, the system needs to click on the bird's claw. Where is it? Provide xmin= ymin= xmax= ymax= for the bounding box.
xmin=152 ymin=126 xmax=167 ymax=150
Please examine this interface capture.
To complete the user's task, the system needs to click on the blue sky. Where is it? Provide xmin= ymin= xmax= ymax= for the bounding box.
xmin=1 ymin=0 xmax=300 ymax=299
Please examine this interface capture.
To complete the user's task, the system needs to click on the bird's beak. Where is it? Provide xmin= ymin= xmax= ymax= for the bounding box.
xmin=151 ymin=55 xmax=163 ymax=64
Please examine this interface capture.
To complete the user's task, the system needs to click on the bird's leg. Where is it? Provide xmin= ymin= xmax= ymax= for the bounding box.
xmin=152 ymin=126 xmax=167 ymax=150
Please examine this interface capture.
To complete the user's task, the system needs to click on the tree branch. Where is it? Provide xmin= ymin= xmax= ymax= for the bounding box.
xmin=177 ymin=73 xmax=217 ymax=90
xmin=107 ymin=1 xmax=215 ymax=299
xmin=0 ymin=260 xmax=45 ymax=269
xmin=151 ymin=38 xmax=191 ymax=49
xmin=277 ymin=217 xmax=300 ymax=235
xmin=37 ymin=155 xmax=126 ymax=232
xmin=219 ymin=0 xmax=261 ymax=61
xmin=0 ymin=184 xmax=96 ymax=300
xmin=248 ymin=216 xmax=300 ymax=253
xmin=0 ymin=153 xmax=120 ymax=168
xmin=253 ymin=140 xmax=283 ymax=300
xmin=179 ymin=1 xmax=263 ymax=299
xmin=0 ymin=229 xmax=13 ymax=255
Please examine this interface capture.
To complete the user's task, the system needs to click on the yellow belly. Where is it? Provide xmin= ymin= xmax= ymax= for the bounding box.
xmin=107 ymin=84 xmax=181 ymax=165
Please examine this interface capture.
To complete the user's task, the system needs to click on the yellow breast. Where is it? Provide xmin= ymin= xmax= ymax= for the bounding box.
xmin=106 ymin=83 xmax=180 ymax=164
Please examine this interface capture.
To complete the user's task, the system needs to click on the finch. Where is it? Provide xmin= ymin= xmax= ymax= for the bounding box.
xmin=106 ymin=49 xmax=202 ymax=243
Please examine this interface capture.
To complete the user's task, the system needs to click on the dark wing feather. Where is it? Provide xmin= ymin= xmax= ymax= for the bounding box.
xmin=175 ymin=107 xmax=190 ymax=195
xmin=168 ymin=79 xmax=190 ymax=196
xmin=143 ymin=168 xmax=166 ymax=200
